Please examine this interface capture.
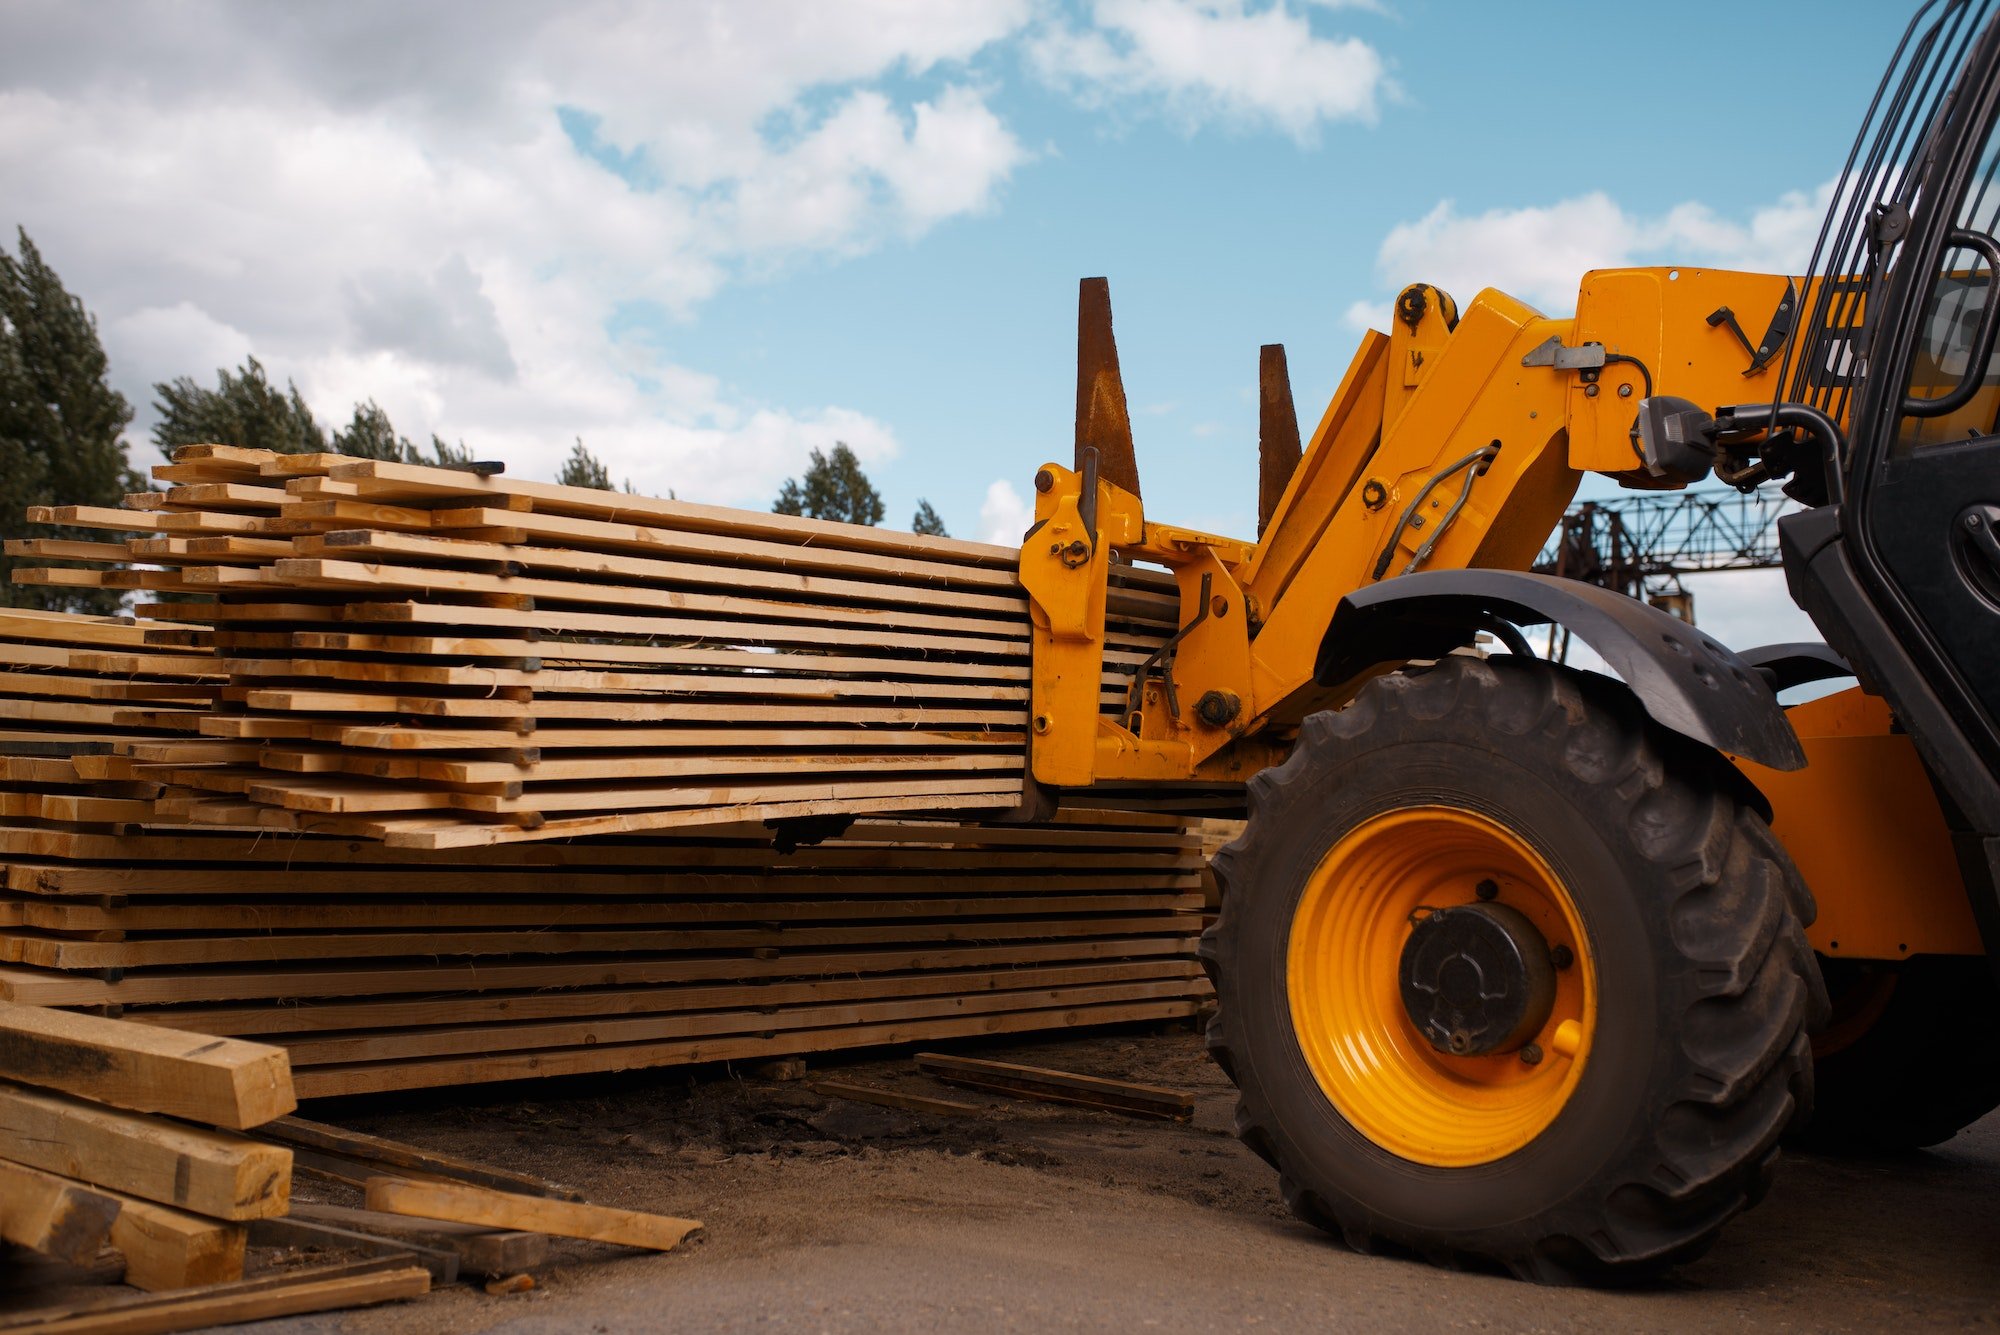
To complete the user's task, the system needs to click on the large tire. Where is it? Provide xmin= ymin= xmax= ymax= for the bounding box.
xmin=1200 ymin=655 xmax=1827 ymax=1284
xmin=1802 ymin=955 xmax=2000 ymax=1151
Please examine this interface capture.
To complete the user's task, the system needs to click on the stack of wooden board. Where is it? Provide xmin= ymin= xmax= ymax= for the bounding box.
xmin=0 ymin=1000 xmax=708 ymax=1330
xmin=0 ymin=606 xmax=1209 ymax=1101
xmin=0 ymin=807 xmax=1210 ymax=1100
xmin=0 ymin=609 xmax=217 ymax=757
xmin=0 ymin=1000 xmax=298 ymax=1292
xmin=16 ymin=445 xmax=1183 ymax=847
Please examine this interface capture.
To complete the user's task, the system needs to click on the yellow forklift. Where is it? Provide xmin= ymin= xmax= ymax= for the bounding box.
xmin=1009 ymin=0 xmax=2000 ymax=1281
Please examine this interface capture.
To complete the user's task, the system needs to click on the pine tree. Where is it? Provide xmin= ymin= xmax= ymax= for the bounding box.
xmin=430 ymin=435 xmax=473 ymax=467
xmin=330 ymin=399 xmax=416 ymax=461
xmin=911 ymin=499 xmax=947 ymax=536
xmin=0 ymin=229 xmax=139 ymax=613
xmin=771 ymin=443 xmax=883 ymax=526
xmin=152 ymin=357 xmax=326 ymax=456
xmin=557 ymin=438 xmax=613 ymax=490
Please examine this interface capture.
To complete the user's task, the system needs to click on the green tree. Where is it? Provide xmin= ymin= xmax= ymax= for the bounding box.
xmin=152 ymin=357 xmax=326 ymax=456
xmin=772 ymin=442 xmax=883 ymax=526
xmin=0 ymin=229 xmax=140 ymax=613
xmin=558 ymin=438 xmax=613 ymax=490
xmin=330 ymin=399 xmax=411 ymax=461
xmin=911 ymin=499 xmax=947 ymax=536
xmin=429 ymin=434 xmax=473 ymax=467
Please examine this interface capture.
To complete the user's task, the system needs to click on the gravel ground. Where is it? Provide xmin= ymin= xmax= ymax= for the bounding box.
xmin=22 ymin=1025 xmax=2000 ymax=1333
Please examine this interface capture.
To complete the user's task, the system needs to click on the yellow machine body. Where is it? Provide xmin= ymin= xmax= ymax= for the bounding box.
xmin=1738 ymin=687 xmax=1980 ymax=959
xmin=1018 ymin=265 xmax=1983 ymax=964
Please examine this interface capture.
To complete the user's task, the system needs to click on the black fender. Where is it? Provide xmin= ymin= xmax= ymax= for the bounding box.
xmin=1315 ymin=569 xmax=1808 ymax=771
xmin=1736 ymin=641 xmax=1853 ymax=694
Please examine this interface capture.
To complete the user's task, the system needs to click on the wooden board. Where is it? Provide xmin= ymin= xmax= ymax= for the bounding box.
xmin=0 ymin=1261 xmax=428 ymax=1334
xmin=0 ymin=1001 xmax=295 ymax=1129
xmin=915 ymin=1052 xmax=1195 ymax=1121
xmin=0 ymin=1157 xmax=122 ymax=1266
xmin=363 ymin=1176 xmax=701 ymax=1252
xmin=0 ymin=1082 xmax=290 ymax=1220
xmin=283 ymin=1204 xmax=548 ymax=1277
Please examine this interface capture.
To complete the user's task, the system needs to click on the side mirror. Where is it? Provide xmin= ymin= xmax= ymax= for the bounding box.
xmin=1631 ymin=395 xmax=1716 ymax=483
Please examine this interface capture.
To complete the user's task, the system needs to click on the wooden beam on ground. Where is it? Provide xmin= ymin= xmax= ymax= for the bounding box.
xmin=285 ymin=1203 xmax=547 ymax=1277
xmin=246 ymin=1215 xmax=458 ymax=1285
xmin=0 ymin=1259 xmax=428 ymax=1334
xmin=0 ymin=1001 xmax=294 ymax=1129
xmin=0 ymin=1081 xmax=289 ymax=1220
xmin=914 ymin=1052 xmax=1195 ymax=1122
xmin=363 ymin=1176 xmax=700 ymax=1253
xmin=251 ymin=1117 xmax=581 ymax=1202
xmin=0 ymin=1157 xmax=122 ymax=1266
xmin=808 ymin=1080 xmax=980 ymax=1117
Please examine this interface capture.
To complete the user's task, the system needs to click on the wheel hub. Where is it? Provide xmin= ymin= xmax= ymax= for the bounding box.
xmin=1399 ymin=902 xmax=1556 ymax=1056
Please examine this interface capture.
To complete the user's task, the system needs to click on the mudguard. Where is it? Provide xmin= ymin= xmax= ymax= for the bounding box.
xmin=1315 ymin=569 xmax=1807 ymax=771
xmin=1736 ymin=641 xmax=1853 ymax=693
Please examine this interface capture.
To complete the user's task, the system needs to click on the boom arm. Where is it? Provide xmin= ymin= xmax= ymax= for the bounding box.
xmin=1021 ymin=267 xmax=1815 ymax=789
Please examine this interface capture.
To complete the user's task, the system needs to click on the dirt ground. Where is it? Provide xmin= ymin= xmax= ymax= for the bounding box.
xmin=69 ymin=1025 xmax=2000 ymax=1332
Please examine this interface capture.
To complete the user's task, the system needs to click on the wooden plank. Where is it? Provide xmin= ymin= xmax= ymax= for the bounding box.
xmin=253 ymin=1117 xmax=581 ymax=1202
xmin=0 ymin=938 xmax=1192 ymax=1008
xmin=914 ymin=1052 xmax=1195 ymax=1121
xmin=130 ymin=961 xmax=1201 ymax=1036
xmin=809 ymin=1080 xmax=980 ymax=1117
xmin=0 ymin=1157 xmax=122 ymax=1265
xmin=245 ymin=1216 xmax=457 ymax=1285
xmin=364 ymin=1176 xmax=701 ymax=1253
xmin=9 ymin=892 xmax=1194 ymax=933
xmin=284 ymin=1203 xmax=548 ymax=1277
xmin=310 ymin=457 xmax=1020 ymax=566
xmin=0 ymin=1262 xmax=428 ymax=1334
xmin=0 ymin=1081 xmax=290 ymax=1220
xmin=0 ymin=1001 xmax=295 ymax=1129
xmin=297 ymin=997 xmax=1196 ymax=1098
xmin=0 ymin=910 xmax=1180 ymax=968
xmin=105 ymin=1192 xmax=246 ymax=1291
xmin=264 ymin=978 xmax=1198 ymax=1068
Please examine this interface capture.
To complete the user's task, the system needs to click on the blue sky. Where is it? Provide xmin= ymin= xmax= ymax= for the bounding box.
xmin=0 ymin=0 xmax=1915 ymax=640
xmin=662 ymin=1 xmax=1912 ymax=540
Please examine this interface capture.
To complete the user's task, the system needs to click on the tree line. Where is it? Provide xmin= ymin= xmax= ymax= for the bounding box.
xmin=0 ymin=228 xmax=949 ymax=612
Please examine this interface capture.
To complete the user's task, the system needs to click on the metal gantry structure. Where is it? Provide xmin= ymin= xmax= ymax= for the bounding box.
xmin=1533 ymin=487 xmax=1797 ymax=605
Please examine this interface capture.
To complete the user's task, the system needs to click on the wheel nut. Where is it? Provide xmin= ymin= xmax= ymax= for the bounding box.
xmin=1520 ymin=1043 xmax=1544 ymax=1065
xmin=1475 ymin=878 xmax=1499 ymax=901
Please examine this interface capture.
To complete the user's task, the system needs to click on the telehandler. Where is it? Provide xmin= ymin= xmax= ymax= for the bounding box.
xmin=1013 ymin=0 xmax=2000 ymax=1282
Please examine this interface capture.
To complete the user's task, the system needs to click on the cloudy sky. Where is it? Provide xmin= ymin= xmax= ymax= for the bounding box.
xmin=0 ymin=0 xmax=1911 ymax=647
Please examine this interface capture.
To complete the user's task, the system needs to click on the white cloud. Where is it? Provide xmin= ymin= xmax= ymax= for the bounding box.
xmin=980 ymin=478 xmax=1034 ymax=545
xmin=0 ymin=1 xmax=1031 ymax=500
xmin=1347 ymin=183 xmax=1834 ymax=326
xmin=1029 ymin=0 xmax=1390 ymax=143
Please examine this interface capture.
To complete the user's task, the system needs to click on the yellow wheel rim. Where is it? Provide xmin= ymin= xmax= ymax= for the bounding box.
xmin=1287 ymin=806 xmax=1597 ymax=1167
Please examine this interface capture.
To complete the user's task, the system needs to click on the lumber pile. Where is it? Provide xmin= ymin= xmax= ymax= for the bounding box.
xmin=0 ymin=607 xmax=1209 ymax=1100
xmin=0 ymin=1005 xmax=698 ymax=1329
xmin=0 ymin=1001 xmax=295 ymax=1292
xmin=13 ymin=445 xmax=1182 ymax=847
xmin=0 ymin=807 xmax=1209 ymax=1099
